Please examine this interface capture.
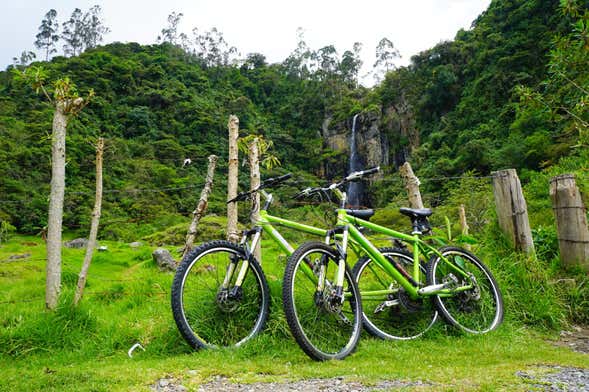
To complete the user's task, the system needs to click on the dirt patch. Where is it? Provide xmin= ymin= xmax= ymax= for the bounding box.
xmin=554 ymin=325 xmax=589 ymax=354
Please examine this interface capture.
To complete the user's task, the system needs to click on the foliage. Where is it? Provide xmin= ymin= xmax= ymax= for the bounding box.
xmin=0 ymin=220 xmax=16 ymax=244
xmin=377 ymin=0 xmax=589 ymax=176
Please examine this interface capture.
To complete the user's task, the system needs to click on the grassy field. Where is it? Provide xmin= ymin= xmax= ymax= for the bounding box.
xmin=0 ymin=234 xmax=587 ymax=391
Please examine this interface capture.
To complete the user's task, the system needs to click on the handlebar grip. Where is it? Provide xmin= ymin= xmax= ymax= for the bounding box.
xmin=276 ymin=173 xmax=293 ymax=182
xmin=362 ymin=166 xmax=380 ymax=176
xmin=261 ymin=173 xmax=293 ymax=188
xmin=345 ymin=166 xmax=380 ymax=182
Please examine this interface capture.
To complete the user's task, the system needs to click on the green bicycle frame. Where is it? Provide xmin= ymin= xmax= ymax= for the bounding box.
xmin=232 ymin=190 xmax=330 ymax=286
xmin=329 ymin=188 xmax=473 ymax=300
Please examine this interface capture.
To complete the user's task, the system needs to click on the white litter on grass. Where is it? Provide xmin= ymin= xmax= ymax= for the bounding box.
xmin=128 ymin=343 xmax=145 ymax=358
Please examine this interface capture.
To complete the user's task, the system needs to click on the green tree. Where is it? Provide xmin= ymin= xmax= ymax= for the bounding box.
xmin=81 ymin=5 xmax=110 ymax=49
xmin=158 ymin=12 xmax=186 ymax=46
xmin=373 ymin=37 xmax=400 ymax=82
xmin=34 ymin=9 xmax=60 ymax=61
xmin=12 ymin=51 xmax=36 ymax=68
xmin=62 ymin=8 xmax=85 ymax=56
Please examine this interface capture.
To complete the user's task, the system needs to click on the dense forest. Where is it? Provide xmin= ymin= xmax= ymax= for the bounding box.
xmin=0 ymin=0 xmax=587 ymax=238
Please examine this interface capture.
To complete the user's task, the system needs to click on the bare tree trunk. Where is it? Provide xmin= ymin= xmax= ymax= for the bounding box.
xmin=46 ymin=102 xmax=68 ymax=310
xmin=248 ymin=138 xmax=261 ymax=263
xmin=550 ymin=174 xmax=589 ymax=271
xmin=74 ymin=138 xmax=104 ymax=306
xmin=492 ymin=169 xmax=535 ymax=256
xmin=182 ymin=155 xmax=218 ymax=259
xmin=399 ymin=161 xmax=424 ymax=209
xmin=226 ymin=115 xmax=240 ymax=243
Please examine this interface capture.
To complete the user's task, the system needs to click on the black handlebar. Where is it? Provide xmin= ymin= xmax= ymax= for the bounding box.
xmin=262 ymin=173 xmax=292 ymax=187
xmin=227 ymin=173 xmax=293 ymax=204
xmin=344 ymin=166 xmax=380 ymax=182
xmin=294 ymin=166 xmax=380 ymax=200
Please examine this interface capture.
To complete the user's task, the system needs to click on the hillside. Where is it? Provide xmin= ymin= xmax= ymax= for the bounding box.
xmin=0 ymin=0 xmax=587 ymax=237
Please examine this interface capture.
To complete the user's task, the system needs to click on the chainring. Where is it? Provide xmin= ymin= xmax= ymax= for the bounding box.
xmin=398 ymin=289 xmax=426 ymax=312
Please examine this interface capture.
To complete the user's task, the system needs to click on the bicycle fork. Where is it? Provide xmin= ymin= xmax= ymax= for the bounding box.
xmin=220 ymin=228 xmax=263 ymax=299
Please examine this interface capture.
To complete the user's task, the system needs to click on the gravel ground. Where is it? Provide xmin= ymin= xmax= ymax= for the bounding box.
xmin=513 ymin=325 xmax=589 ymax=391
xmin=152 ymin=326 xmax=589 ymax=392
xmin=151 ymin=376 xmax=431 ymax=392
xmin=517 ymin=366 xmax=589 ymax=392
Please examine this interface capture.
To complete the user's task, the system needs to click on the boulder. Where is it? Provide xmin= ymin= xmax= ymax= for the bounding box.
xmin=152 ymin=248 xmax=177 ymax=271
xmin=64 ymin=238 xmax=88 ymax=248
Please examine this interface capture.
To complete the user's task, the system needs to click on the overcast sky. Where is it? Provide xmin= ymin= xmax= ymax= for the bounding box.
xmin=2 ymin=0 xmax=491 ymax=84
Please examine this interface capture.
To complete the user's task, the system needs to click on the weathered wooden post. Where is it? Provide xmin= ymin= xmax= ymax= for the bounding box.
xmin=491 ymin=169 xmax=535 ymax=256
xmin=399 ymin=161 xmax=424 ymax=209
xmin=248 ymin=138 xmax=262 ymax=263
xmin=459 ymin=204 xmax=471 ymax=251
xmin=182 ymin=154 xmax=218 ymax=259
xmin=74 ymin=137 xmax=104 ymax=305
xmin=549 ymin=174 xmax=589 ymax=271
xmin=227 ymin=115 xmax=240 ymax=243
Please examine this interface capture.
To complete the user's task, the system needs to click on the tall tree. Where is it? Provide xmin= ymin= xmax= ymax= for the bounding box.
xmin=283 ymin=27 xmax=316 ymax=78
xmin=374 ymin=37 xmax=400 ymax=82
xmin=34 ymin=9 xmax=60 ymax=61
xmin=317 ymin=45 xmax=339 ymax=78
xmin=81 ymin=5 xmax=110 ymax=49
xmin=62 ymin=8 xmax=85 ymax=56
xmin=340 ymin=42 xmax=363 ymax=86
xmin=158 ymin=12 xmax=185 ymax=45
xmin=12 ymin=51 xmax=36 ymax=68
xmin=193 ymin=27 xmax=238 ymax=67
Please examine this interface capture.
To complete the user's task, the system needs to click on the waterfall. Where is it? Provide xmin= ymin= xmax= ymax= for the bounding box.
xmin=347 ymin=114 xmax=362 ymax=207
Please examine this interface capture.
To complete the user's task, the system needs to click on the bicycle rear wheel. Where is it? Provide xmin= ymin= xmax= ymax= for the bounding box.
xmin=282 ymin=242 xmax=362 ymax=361
xmin=171 ymin=240 xmax=270 ymax=348
xmin=427 ymin=247 xmax=503 ymax=334
xmin=353 ymin=247 xmax=437 ymax=340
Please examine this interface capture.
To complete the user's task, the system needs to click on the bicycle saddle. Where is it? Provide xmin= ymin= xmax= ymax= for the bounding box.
xmin=344 ymin=209 xmax=375 ymax=220
xmin=399 ymin=207 xmax=433 ymax=218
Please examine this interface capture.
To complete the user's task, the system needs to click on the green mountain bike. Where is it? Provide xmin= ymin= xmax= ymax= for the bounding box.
xmin=282 ymin=167 xmax=503 ymax=360
xmin=171 ymin=173 xmax=354 ymax=350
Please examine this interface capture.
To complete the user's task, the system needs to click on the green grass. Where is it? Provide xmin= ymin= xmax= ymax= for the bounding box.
xmin=0 ymin=232 xmax=587 ymax=391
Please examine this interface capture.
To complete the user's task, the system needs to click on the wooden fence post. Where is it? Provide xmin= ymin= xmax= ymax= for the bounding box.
xmin=491 ymin=169 xmax=535 ymax=256
xmin=459 ymin=204 xmax=471 ymax=251
xmin=227 ymin=115 xmax=240 ymax=243
xmin=248 ymin=138 xmax=262 ymax=263
xmin=399 ymin=161 xmax=424 ymax=209
xmin=74 ymin=137 xmax=104 ymax=305
xmin=182 ymin=154 xmax=218 ymax=259
xmin=549 ymin=174 xmax=589 ymax=271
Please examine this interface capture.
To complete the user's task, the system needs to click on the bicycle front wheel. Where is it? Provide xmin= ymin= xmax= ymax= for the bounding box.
xmin=282 ymin=242 xmax=362 ymax=361
xmin=427 ymin=247 xmax=503 ymax=334
xmin=171 ymin=240 xmax=270 ymax=349
xmin=353 ymin=247 xmax=438 ymax=340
